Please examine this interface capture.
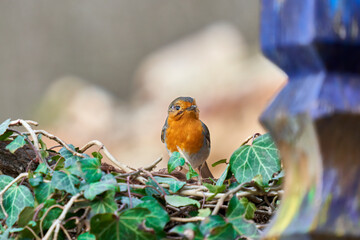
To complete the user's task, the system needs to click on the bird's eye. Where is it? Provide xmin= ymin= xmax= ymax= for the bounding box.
xmin=172 ymin=105 xmax=180 ymax=111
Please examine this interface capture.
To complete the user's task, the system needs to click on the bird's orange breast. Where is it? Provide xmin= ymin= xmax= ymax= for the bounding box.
xmin=165 ymin=116 xmax=204 ymax=155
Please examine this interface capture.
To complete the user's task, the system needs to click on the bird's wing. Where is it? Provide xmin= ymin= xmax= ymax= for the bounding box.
xmin=201 ymin=121 xmax=210 ymax=148
xmin=161 ymin=117 xmax=168 ymax=143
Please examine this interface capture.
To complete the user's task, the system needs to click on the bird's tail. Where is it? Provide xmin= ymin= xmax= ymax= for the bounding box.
xmin=200 ymin=162 xmax=213 ymax=179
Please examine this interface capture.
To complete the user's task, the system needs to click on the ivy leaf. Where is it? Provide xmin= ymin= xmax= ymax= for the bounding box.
xmin=119 ymin=196 xmax=143 ymax=208
xmin=92 ymin=152 xmax=103 ymax=161
xmin=153 ymin=176 xmax=185 ymax=193
xmin=170 ymin=223 xmax=203 ymax=240
xmin=17 ymin=206 xmax=35 ymax=227
xmin=78 ymin=232 xmax=96 ymax=240
xmin=165 ymin=195 xmax=200 ymax=208
xmin=145 ymin=178 xmax=169 ymax=196
xmin=59 ymin=145 xmax=82 ymax=168
xmin=203 ymin=183 xmax=226 ymax=201
xmin=0 ymin=119 xmax=11 ymax=136
xmin=216 ymin=164 xmax=232 ymax=186
xmin=5 ymin=135 xmax=26 ymax=153
xmin=34 ymin=163 xmax=48 ymax=175
xmin=0 ymin=175 xmax=13 ymax=219
xmin=137 ymin=197 xmax=170 ymax=234
xmin=90 ymin=191 xmax=117 ymax=216
xmin=197 ymin=208 xmax=211 ymax=218
xmin=167 ymin=152 xmax=185 ymax=173
xmin=226 ymin=196 xmax=258 ymax=238
xmin=211 ymin=159 xmax=227 ymax=167
xmin=78 ymin=158 xmax=102 ymax=183
xmin=0 ymin=131 xmax=13 ymax=141
xmin=83 ymin=182 xmax=117 ymax=201
xmin=199 ymin=215 xmax=226 ymax=235
xmin=34 ymin=182 xmax=54 ymax=203
xmin=51 ymin=171 xmax=80 ymax=195
xmin=90 ymin=209 xmax=155 ymax=240
xmin=200 ymin=215 xmax=236 ymax=239
xmin=2 ymin=184 xmax=34 ymax=226
xmin=240 ymin=197 xmax=256 ymax=220
xmin=186 ymin=163 xmax=199 ymax=180
xmin=230 ymin=133 xmax=280 ymax=185
xmin=28 ymin=173 xmax=43 ymax=187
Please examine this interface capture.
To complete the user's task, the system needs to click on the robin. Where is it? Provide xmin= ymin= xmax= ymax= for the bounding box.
xmin=161 ymin=97 xmax=213 ymax=178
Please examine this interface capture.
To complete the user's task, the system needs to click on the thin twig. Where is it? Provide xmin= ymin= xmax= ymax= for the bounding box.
xmin=40 ymin=204 xmax=64 ymax=238
xmin=79 ymin=140 xmax=134 ymax=173
xmin=241 ymin=133 xmax=261 ymax=146
xmin=127 ymin=176 xmax=133 ymax=208
xmin=8 ymin=128 xmax=45 ymax=165
xmin=141 ymin=169 xmax=167 ymax=196
xmin=23 ymin=130 xmax=86 ymax=158
xmin=43 ymin=193 xmax=81 ymax=240
xmin=170 ymin=216 xmax=205 ymax=222
xmin=9 ymin=119 xmax=39 ymax=127
xmin=144 ymin=157 xmax=163 ymax=171
xmin=24 ymin=226 xmax=41 ymax=240
xmin=212 ymin=182 xmax=248 ymax=215
xmin=60 ymin=224 xmax=72 ymax=240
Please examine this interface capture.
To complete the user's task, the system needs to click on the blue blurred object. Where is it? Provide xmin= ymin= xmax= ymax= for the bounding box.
xmin=260 ymin=0 xmax=360 ymax=239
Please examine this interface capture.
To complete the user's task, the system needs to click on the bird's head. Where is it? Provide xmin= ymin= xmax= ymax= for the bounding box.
xmin=167 ymin=97 xmax=199 ymax=121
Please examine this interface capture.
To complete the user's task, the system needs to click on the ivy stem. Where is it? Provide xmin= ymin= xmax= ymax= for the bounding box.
xmin=211 ymin=181 xmax=248 ymax=215
xmin=43 ymin=193 xmax=81 ymax=240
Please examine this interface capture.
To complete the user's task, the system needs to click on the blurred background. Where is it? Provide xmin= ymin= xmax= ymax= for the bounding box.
xmin=0 ymin=0 xmax=286 ymax=176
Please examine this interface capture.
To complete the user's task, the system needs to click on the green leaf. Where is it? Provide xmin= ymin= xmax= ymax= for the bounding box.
xmin=203 ymin=183 xmax=225 ymax=194
xmin=167 ymin=152 xmax=185 ymax=173
xmin=78 ymin=157 xmax=102 ymax=183
xmin=17 ymin=206 xmax=35 ymax=227
xmin=119 ymin=196 xmax=143 ymax=207
xmin=29 ymin=173 xmax=43 ymax=187
xmin=186 ymin=163 xmax=199 ymax=180
xmin=0 ymin=176 xmax=13 ymax=220
xmin=230 ymin=133 xmax=280 ymax=185
xmin=5 ymin=135 xmax=26 ymax=153
xmin=202 ymin=183 xmax=226 ymax=201
xmin=208 ymin=223 xmax=237 ymax=240
xmin=0 ymin=119 xmax=11 ymax=136
xmin=153 ymin=176 xmax=185 ymax=193
xmin=83 ymin=182 xmax=117 ymax=201
xmin=51 ymin=171 xmax=80 ymax=195
xmin=137 ymin=197 xmax=170 ymax=233
xmin=0 ymin=175 xmax=13 ymax=189
xmin=34 ymin=182 xmax=54 ymax=203
xmin=165 ymin=195 xmax=200 ymax=208
xmin=90 ymin=191 xmax=117 ymax=216
xmin=59 ymin=145 xmax=82 ymax=168
xmin=170 ymin=223 xmax=203 ymax=240
xmin=145 ymin=178 xmax=169 ymax=196
xmin=78 ymin=232 xmax=96 ymax=240
xmin=240 ymin=197 xmax=256 ymax=220
xmin=226 ymin=196 xmax=258 ymax=238
xmin=197 ymin=208 xmax=211 ymax=218
xmin=3 ymin=184 xmax=34 ymax=226
xmin=0 ymin=131 xmax=13 ymax=141
xmin=200 ymin=215 xmax=236 ymax=239
xmin=92 ymin=152 xmax=103 ymax=161
xmin=216 ymin=164 xmax=232 ymax=186
xmin=211 ymin=159 xmax=227 ymax=167
xmin=35 ymin=163 xmax=48 ymax=175
xmin=90 ymin=209 xmax=155 ymax=240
